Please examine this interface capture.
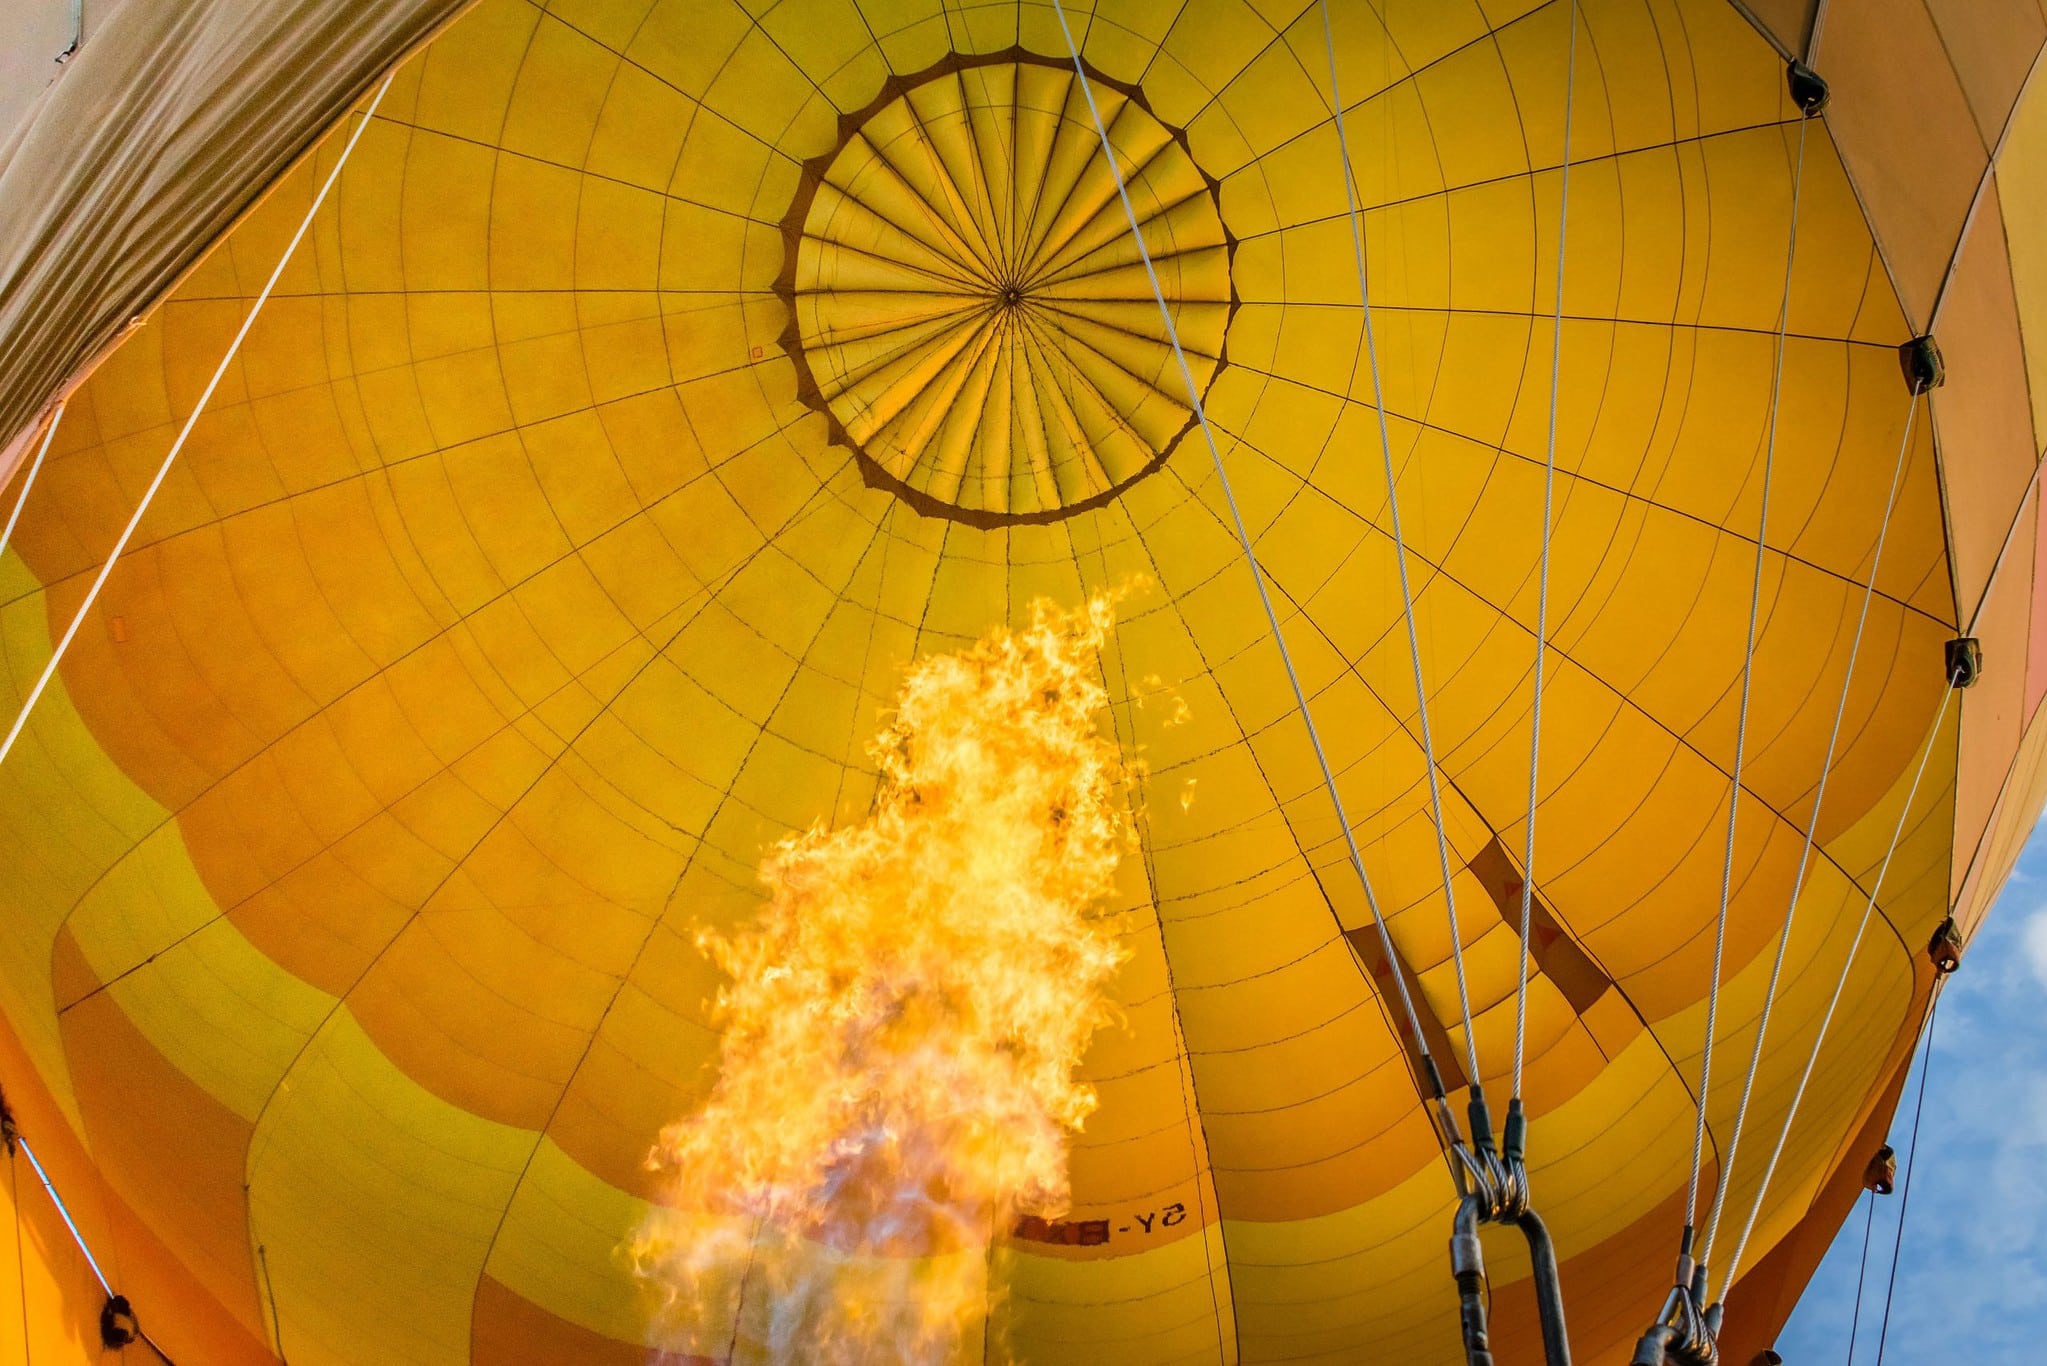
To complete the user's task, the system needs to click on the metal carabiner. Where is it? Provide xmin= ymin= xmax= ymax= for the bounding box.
xmin=1630 ymin=1257 xmax=1720 ymax=1366
xmin=1448 ymin=1096 xmax=1572 ymax=1366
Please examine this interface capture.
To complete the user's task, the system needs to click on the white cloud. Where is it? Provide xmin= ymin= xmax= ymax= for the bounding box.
xmin=2024 ymin=909 xmax=2047 ymax=991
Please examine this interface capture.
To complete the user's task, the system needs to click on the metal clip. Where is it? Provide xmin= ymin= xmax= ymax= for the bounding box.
xmin=1901 ymin=336 xmax=1946 ymax=395
xmin=1786 ymin=61 xmax=1829 ymax=116
xmin=1631 ymin=1261 xmax=1719 ymax=1366
xmin=1448 ymin=1096 xmax=1572 ymax=1366
xmin=1944 ymin=637 xmax=1981 ymax=689
xmin=1927 ymin=915 xmax=1964 ymax=974
xmin=100 ymin=1294 xmax=140 ymax=1349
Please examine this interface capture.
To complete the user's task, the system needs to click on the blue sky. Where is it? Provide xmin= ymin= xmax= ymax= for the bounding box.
xmin=1774 ymin=816 xmax=2047 ymax=1362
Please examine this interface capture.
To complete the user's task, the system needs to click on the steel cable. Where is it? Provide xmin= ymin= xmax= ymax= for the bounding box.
xmin=1316 ymin=0 xmax=1484 ymax=1086
xmin=1700 ymin=391 xmax=1920 ymax=1265
xmin=1049 ymin=0 xmax=1450 ymax=1112
xmin=1870 ymin=984 xmax=1945 ymax=1366
xmin=1685 ymin=110 xmax=1812 ymax=1247
xmin=0 ymin=404 xmax=63 ymax=565
xmin=1720 ymin=681 xmax=1956 ymax=1288
xmin=1513 ymin=0 xmax=1578 ymax=1100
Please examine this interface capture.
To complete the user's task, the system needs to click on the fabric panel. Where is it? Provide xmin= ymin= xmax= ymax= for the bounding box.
xmin=0 ymin=0 xmax=469 ymax=475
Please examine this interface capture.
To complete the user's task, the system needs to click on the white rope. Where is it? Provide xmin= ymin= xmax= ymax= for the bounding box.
xmin=0 ymin=73 xmax=394 ymax=770
xmin=1049 ymin=0 xmax=1447 ymax=1098
xmin=17 ymin=1139 xmax=112 ymax=1296
xmin=1512 ymin=0 xmax=1578 ymax=1100
xmin=0 ymin=404 xmax=64 ymax=564
xmin=1699 ymin=392 xmax=1919 ymax=1267
xmin=1684 ymin=112 xmax=1811 ymax=1246
xmin=1721 ymin=680 xmax=1956 ymax=1289
xmin=1316 ymin=0 xmax=1482 ymax=1088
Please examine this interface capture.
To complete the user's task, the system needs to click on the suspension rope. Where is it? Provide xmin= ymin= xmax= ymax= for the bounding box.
xmin=1049 ymin=0 xmax=1452 ymax=1115
xmin=1698 ymin=390 xmax=1921 ymax=1266
xmin=258 ymin=1244 xmax=287 ymax=1363
xmin=16 ymin=1139 xmax=111 ymax=1297
xmin=1683 ymin=110 xmax=1812 ymax=1256
xmin=1316 ymin=0 xmax=1482 ymax=1087
xmin=1870 ymin=983 xmax=1945 ymax=1366
xmin=0 ymin=71 xmax=394 ymax=771
xmin=1512 ymin=0 xmax=1578 ymax=1101
xmin=1720 ymin=681 xmax=1956 ymax=1288
xmin=0 ymin=404 xmax=64 ymax=565
xmin=14 ymin=1132 xmax=180 ymax=1363
xmin=1844 ymin=1189 xmax=1878 ymax=1365
xmin=10 ymin=1148 xmax=29 ymax=1366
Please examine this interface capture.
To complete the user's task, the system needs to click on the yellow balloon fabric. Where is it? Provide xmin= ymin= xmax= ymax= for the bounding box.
xmin=5 ymin=0 xmax=2041 ymax=1362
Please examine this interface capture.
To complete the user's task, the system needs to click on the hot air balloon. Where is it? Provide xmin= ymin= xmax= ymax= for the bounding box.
xmin=1 ymin=0 xmax=2043 ymax=1362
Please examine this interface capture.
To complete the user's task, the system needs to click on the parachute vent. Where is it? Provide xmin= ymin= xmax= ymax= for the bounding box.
xmin=1863 ymin=1144 xmax=1898 ymax=1195
xmin=1787 ymin=61 xmax=1829 ymax=115
xmin=1945 ymin=636 xmax=1982 ymax=687
xmin=775 ymin=51 xmax=1233 ymax=528
xmin=1901 ymin=335 xmax=1946 ymax=393
xmin=1927 ymin=915 xmax=1964 ymax=974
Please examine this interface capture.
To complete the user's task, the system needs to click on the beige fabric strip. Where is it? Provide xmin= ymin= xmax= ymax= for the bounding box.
xmin=0 ymin=0 xmax=468 ymax=475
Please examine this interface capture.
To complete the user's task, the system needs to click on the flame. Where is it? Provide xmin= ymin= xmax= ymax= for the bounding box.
xmin=633 ymin=596 xmax=1134 ymax=1364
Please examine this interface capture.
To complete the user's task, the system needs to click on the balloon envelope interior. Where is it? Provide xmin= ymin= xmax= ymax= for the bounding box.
xmin=12 ymin=0 xmax=2047 ymax=1362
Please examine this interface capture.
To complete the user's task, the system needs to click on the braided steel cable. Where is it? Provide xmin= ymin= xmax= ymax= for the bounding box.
xmin=1513 ymin=0 xmax=1579 ymax=1105
xmin=1699 ymin=390 xmax=1921 ymax=1267
xmin=1719 ymin=683 xmax=1955 ymax=1291
xmin=1316 ymin=0 xmax=1484 ymax=1088
xmin=1685 ymin=107 xmax=1813 ymax=1253
xmin=1870 ymin=985 xmax=1946 ymax=1366
xmin=1048 ymin=0 xmax=1457 ymax=1133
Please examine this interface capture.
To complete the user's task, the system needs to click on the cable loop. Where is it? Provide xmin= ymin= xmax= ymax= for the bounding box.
xmin=1631 ymin=1271 xmax=1720 ymax=1366
xmin=1450 ymin=1176 xmax=1573 ymax=1366
xmin=1451 ymin=1141 xmax=1528 ymax=1221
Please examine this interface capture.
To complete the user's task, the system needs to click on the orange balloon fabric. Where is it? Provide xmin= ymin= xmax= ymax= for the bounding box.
xmin=2 ymin=1 xmax=2045 ymax=1362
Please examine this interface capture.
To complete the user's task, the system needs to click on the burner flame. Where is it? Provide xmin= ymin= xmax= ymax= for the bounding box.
xmin=633 ymin=596 xmax=1134 ymax=1363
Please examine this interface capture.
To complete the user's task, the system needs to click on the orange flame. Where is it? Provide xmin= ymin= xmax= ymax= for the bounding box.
xmin=634 ymin=596 xmax=1133 ymax=1363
